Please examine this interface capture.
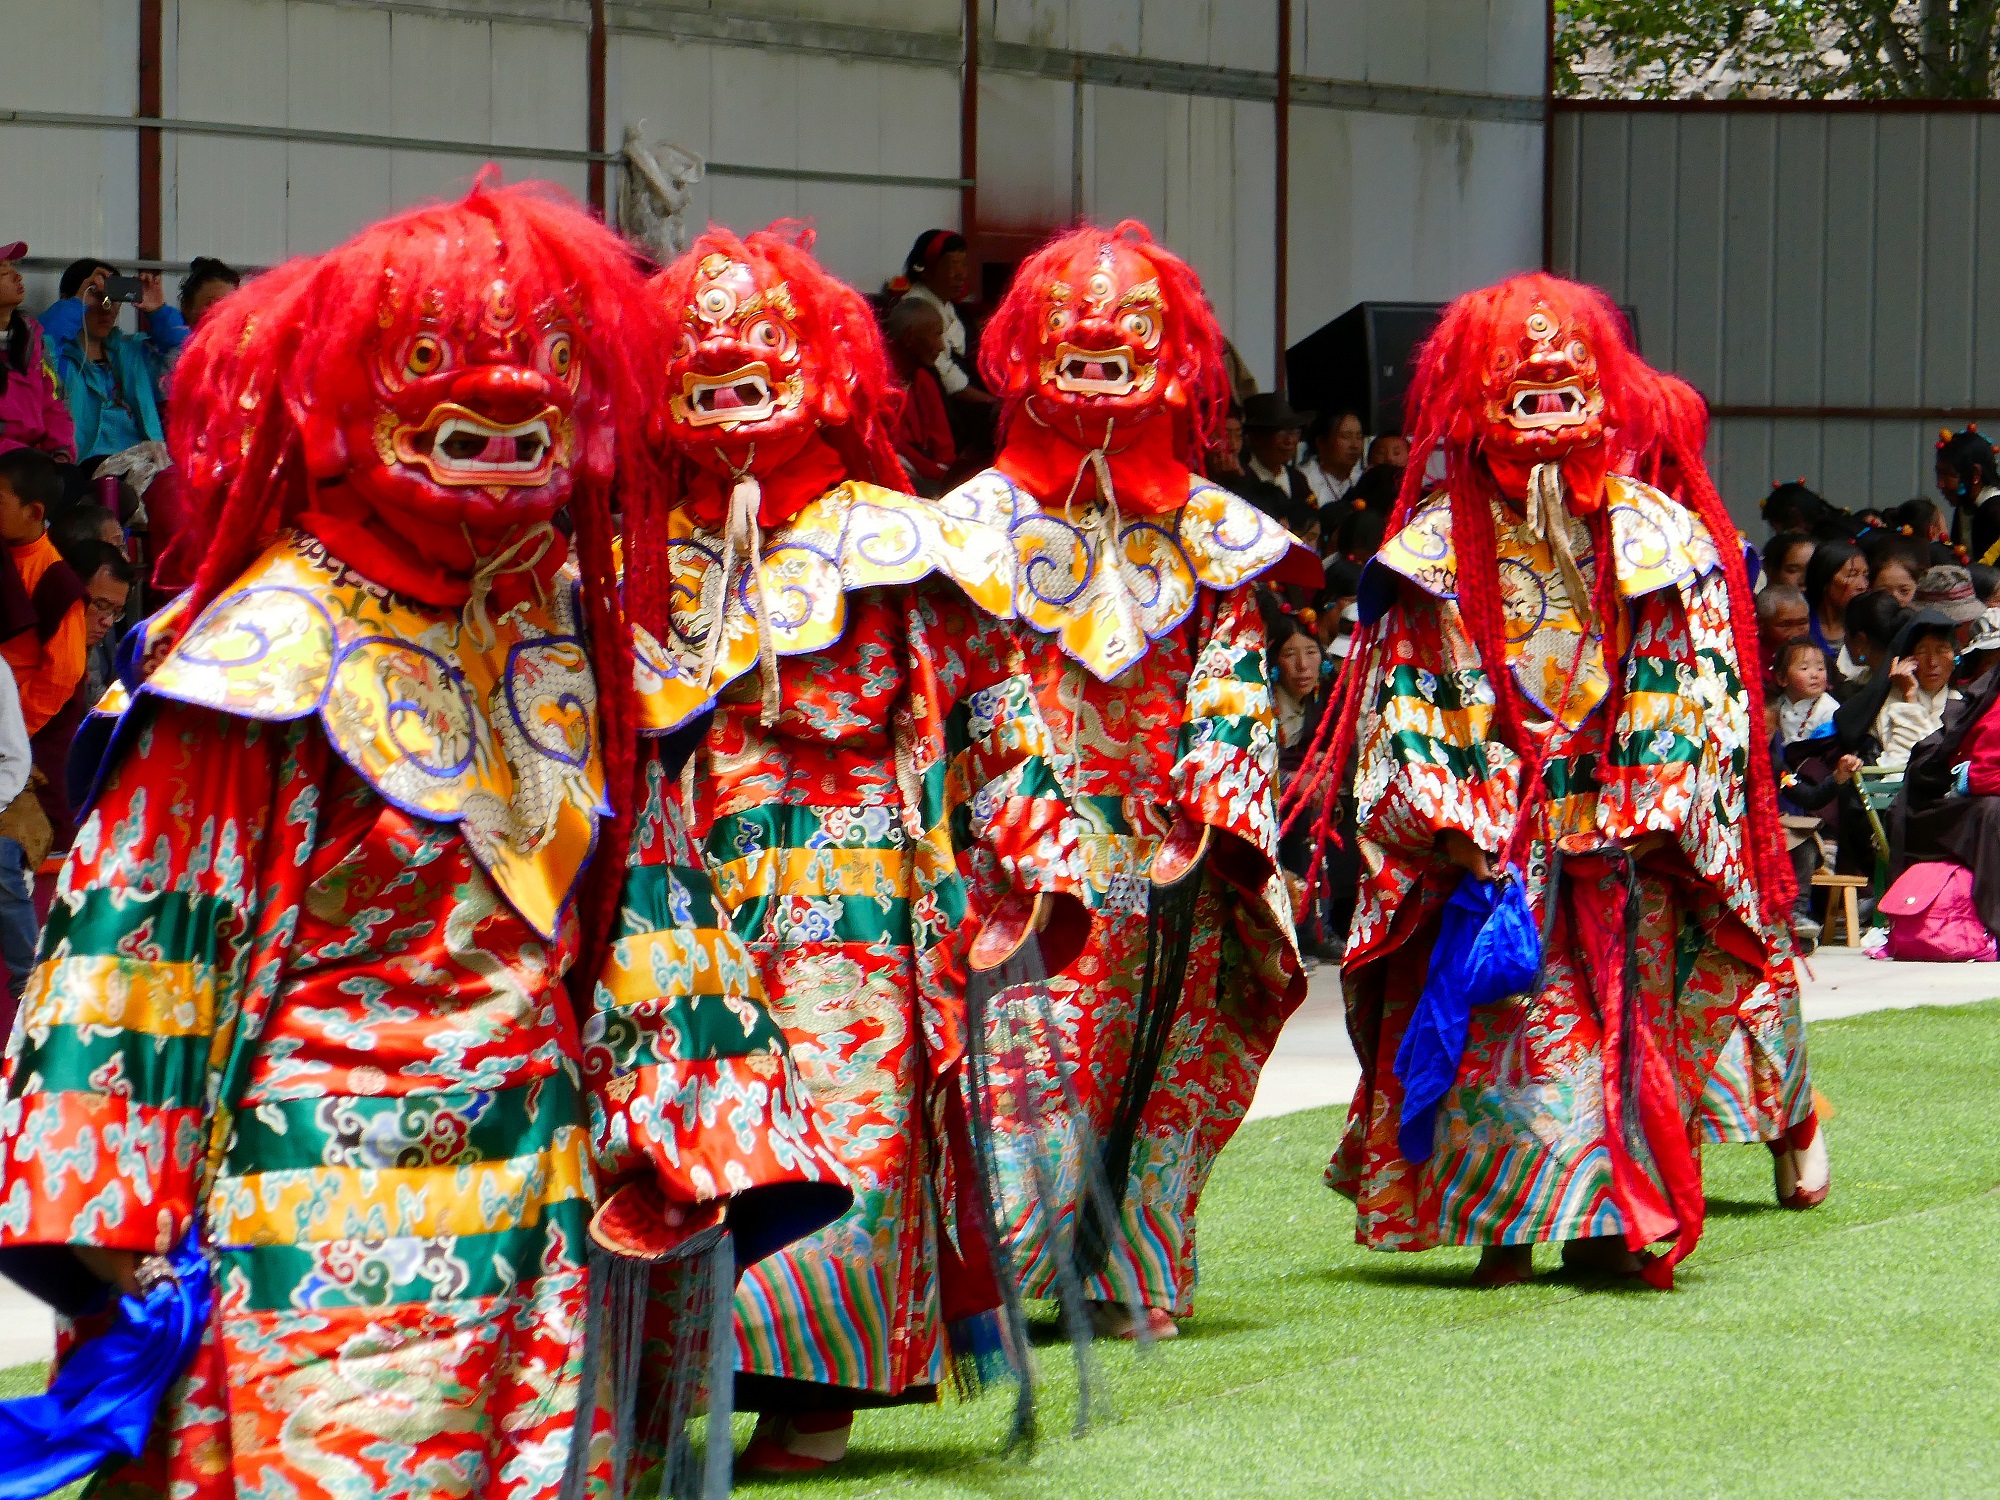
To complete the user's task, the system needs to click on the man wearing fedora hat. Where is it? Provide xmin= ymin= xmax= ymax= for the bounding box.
xmin=1226 ymin=390 xmax=1317 ymax=524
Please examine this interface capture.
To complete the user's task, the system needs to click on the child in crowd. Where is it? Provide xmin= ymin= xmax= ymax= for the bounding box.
xmin=1775 ymin=639 xmax=1838 ymax=744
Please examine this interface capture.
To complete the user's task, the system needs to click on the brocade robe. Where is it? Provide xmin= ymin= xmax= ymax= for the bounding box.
xmin=0 ymin=533 xmax=846 ymax=1500
xmin=1332 ymin=476 xmax=1799 ymax=1255
xmin=634 ymin=481 xmax=1082 ymax=1402
xmin=938 ymin=467 xmax=1307 ymax=1314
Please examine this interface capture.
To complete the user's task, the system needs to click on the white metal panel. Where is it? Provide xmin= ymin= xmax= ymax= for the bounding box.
xmin=1720 ymin=113 xmax=1777 ymax=407
xmin=288 ymin=3 xmax=391 ymax=133
xmin=1427 ymin=0 xmax=1490 ymax=94
xmin=492 ymin=19 xmax=588 ymax=150
xmin=1770 ymin=114 xmax=1826 ymax=407
xmin=991 ymin=0 xmax=1070 ymax=50
xmin=1073 ymin=0 xmax=1141 ymax=57
xmin=1978 ymin=117 xmax=2000 ymax=407
xmin=608 ymin=33 xmax=715 ymax=158
xmin=388 ymin=11 xmax=495 ymax=144
xmin=172 ymin=136 xmax=289 ymax=265
xmin=285 ymin=141 xmax=393 ymax=256
xmin=1922 ymin=115 xmax=1977 ymax=410
xmin=1819 ymin=114 xmax=1875 ymax=409
xmin=1485 ymin=0 xmax=1544 ymax=97
xmin=1285 ymin=106 xmax=1355 ymax=341
xmin=1297 ymin=0 xmax=1366 ymax=81
xmin=174 ymin=0 xmax=287 ymax=125
xmin=1871 ymin=115 xmax=1926 ymax=408
xmin=973 ymin=71 xmax=1071 ymax=227
xmin=1205 ymin=0 xmax=1275 ymax=74
xmin=1362 ymin=0 xmax=1427 ymax=88
xmin=878 ymin=63 xmax=961 ymax=179
xmin=1228 ymin=96 xmax=1276 ymax=385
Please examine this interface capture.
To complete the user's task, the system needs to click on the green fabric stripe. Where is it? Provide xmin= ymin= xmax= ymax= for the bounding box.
xmin=1604 ymin=731 xmax=1702 ymax=769
xmin=219 ymin=1199 xmax=587 ymax=1312
xmin=1178 ymin=716 xmax=1264 ymax=758
xmin=620 ymin=864 xmax=719 ymax=936
xmin=40 ymin=888 xmax=236 ymax=966
xmin=1380 ymin=730 xmax=1506 ymax=782
xmin=15 ymin=1028 xmax=209 ymax=1106
xmin=711 ymin=803 xmax=905 ymax=857
xmin=1074 ymin=794 xmax=1131 ymax=835
xmin=590 ymin=992 xmax=787 ymax=1066
xmin=729 ymin=894 xmax=914 ymax=949
xmin=1378 ymin=663 xmax=1487 ymax=713
xmin=226 ymin=1081 xmax=583 ymax=1175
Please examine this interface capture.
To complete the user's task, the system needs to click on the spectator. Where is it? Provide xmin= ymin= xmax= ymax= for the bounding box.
xmin=70 ymin=540 xmax=132 ymax=708
xmin=0 ymin=655 xmax=37 ymax=1008
xmin=1763 ymin=479 xmax=1830 ymax=536
xmin=1912 ymin=564 xmax=1985 ymax=647
xmin=1875 ymin=613 xmax=1962 ymax=769
xmin=1761 ymin=530 xmax=1815 ymax=592
xmin=1366 ymin=433 xmax=1408 ymax=469
xmin=49 ymin=500 xmax=122 ymax=571
xmin=0 ymin=242 xmax=74 ymax=464
xmin=41 ymin=259 xmax=189 ymax=461
xmin=1972 ymin=563 xmax=2000 ymax=607
xmin=1267 ymin=615 xmax=1344 ymax=959
xmin=1227 ymin=392 xmax=1315 ymax=519
xmin=1896 ymin=662 xmax=2000 ymax=943
xmin=1893 ymin=495 xmax=1955 ymax=563
xmin=896 ymin=231 xmax=982 ymax=402
xmin=1206 ymin=407 xmax=1244 ymax=480
xmin=1962 ymin=606 xmax=2000 ymax=683
xmin=1345 ymin=461 xmax=1404 ymax=517
xmin=1331 ymin=500 xmax=1388 ymax=568
xmin=1936 ymin=425 xmax=2000 ymax=559
xmin=1805 ymin=538 xmax=1868 ymax=678
xmin=1774 ymin=638 xmax=1837 ymax=743
xmin=1867 ymin=539 xmax=1922 ymax=607
xmin=0 ymin=449 xmax=86 ymax=736
xmin=1841 ymin=588 xmax=1908 ymax=688
xmin=178 ymin=256 xmax=240 ymax=328
xmin=883 ymin=297 xmax=955 ymax=494
xmin=1300 ymin=408 xmax=1366 ymax=514
xmin=1755 ymin=583 xmax=1810 ymax=690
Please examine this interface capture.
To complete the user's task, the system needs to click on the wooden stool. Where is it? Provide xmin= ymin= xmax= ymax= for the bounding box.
xmin=1812 ymin=871 xmax=1870 ymax=948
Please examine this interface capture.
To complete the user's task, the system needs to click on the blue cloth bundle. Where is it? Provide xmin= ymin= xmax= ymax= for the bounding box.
xmin=0 ymin=1234 xmax=210 ymax=1499
xmin=1394 ymin=868 xmax=1542 ymax=1164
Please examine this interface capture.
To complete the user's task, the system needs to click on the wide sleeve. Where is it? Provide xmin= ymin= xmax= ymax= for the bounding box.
xmin=1352 ymin=586 xmax=1521 ymax=861
xmin=0 ymin=701 xmax=323 ymax=1254
xmin=18 ymin=601 xmax=87 ymax=736
xmin=901 ymin=584 xmax=1086 ymax=977
xmin=581 ymin=744 xmax=847 ymax=1211
xmin=1171 ymin=583 xmax=1289 ymax=877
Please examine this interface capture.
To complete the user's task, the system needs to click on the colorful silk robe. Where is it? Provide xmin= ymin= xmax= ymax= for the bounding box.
xmin=937 ymin=467 xmax=1306 ymax=1314
xmin=0 ymin=532 xmax=846 ymax=1500
xmin=634 ymin=481 xmax=1081 ymax=1402
xmin=1332 ymin=475 xmax=1793 ymax=1254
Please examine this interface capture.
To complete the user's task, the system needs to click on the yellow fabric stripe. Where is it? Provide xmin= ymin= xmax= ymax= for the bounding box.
xmin=601 ymin=927 xmax=758 ymax=1008
xmin=23 ymin=955 xmax=213 ymax=1037
xmin=1185 ymin=676 xmax=1266 ymax=723
xmin=208 ymin=1125 xmax=592 ymax=1245
xmin=713 ymin=847 xmax=910 ymax=903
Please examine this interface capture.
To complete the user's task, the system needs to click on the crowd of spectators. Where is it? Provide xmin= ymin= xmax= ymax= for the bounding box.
xmin=0 ymin=243 xmax=238 ymax=1021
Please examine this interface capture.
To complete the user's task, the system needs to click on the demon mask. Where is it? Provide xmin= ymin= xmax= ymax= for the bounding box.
xmin=650 ymin=225 xmax=898 ymax=508
xmin=981 ymin=221 xmax=1226 ymax=468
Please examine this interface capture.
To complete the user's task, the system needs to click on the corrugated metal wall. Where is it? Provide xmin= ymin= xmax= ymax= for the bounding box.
xmin=1 ymin=0 xmax=1547 ymax=388
xmin=1552 ymin=104 xmax=2000 ymax=526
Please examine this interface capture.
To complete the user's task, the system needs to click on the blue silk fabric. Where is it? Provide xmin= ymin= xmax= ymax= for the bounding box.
xmin=1394 ymin=869 xmax=1542 ymax=1164
xmin=0 ymin=1235 xmax=210 ymax=1499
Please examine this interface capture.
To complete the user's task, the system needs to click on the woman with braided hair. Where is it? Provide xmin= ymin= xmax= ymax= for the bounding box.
xmin=1286 ymin=273 xmax=1797 ymax=1287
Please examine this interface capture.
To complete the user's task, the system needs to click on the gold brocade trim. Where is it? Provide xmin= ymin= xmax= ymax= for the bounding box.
xmin=140 ymin=532 xmax=605 ymax=939
xmin=937 ymin=467 xmax=1304 ymax=682
xmin=1373 ymin=473 xmax=1716 ymax=731
xmin=632 ymin=480 xmax=1016 ymax=733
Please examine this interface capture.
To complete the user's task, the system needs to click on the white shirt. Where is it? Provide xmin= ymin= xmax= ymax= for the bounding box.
xmin=1300 ymin=454 xmax=1359 ymax=509
xmin=0 ymin=661 xmax=30 ymax=811
xmin=1875 ymin=682 xmax=1957 ymax=770
xmin=899 ymin=282 xmax=969 ymax=396
xmin=1247 ymin=455 xmax=1294 ymax=491
xmin=1777 ymin=691 xmax=1837 ymax=745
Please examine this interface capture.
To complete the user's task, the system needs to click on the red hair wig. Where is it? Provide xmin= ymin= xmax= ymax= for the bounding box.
xmin=977 ymin=219 xmax=1230 ymax=465
xmin=166 ymin=171 xmax=664 ymax=990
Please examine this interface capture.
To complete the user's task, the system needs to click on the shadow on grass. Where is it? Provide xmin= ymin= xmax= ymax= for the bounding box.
xmin=1703 ymin=1196 xmax=1782 ymax=1219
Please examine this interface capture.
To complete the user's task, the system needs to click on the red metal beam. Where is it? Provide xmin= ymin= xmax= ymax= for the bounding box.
xmin=587 ymin=0 xmax=607 ymax=214
xmin=1541 ymin=0 xmax=1554 ymax=270
xmin=1273 ymin=0 xmax=1291 ymax=393
xmin=137 ymin=0 xmax=162 ymax=262
xmin=960 ymin=0 xmax=979 ymax=235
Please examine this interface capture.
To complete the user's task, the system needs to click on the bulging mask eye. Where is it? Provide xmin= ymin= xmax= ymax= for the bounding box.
xmin=1120 ymin=310 xmax=1157 ymax=345
xmin=403 ymin=333 xmax=448 ymax=381
xmin=545 ymin=331 xmax=575 ymax=381
xmin=747 ymin=319 xmax=783 ymax=351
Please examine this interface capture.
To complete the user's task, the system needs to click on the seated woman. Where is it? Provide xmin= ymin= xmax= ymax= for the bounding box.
xmin=1874 ymin=614 xmax=1963 ymax=769
xmin=1805 ymin=539 xmax=1870 ymax=686
xmin=1896 ymin=656 xmax=2000 ymax=940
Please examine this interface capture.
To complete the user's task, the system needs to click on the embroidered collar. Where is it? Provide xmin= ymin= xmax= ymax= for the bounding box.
xmin=138 ymin=531 xmax=605 ymax=939
xmin=1360 ymin=473 xmax=1720 ymax=731
xmin=939 ymin=465 xmax=1312 ymax=682
xmin=1362 ymin=472 xmax=1722 ymax=623
xmin=632 ymin=480 xmax=1015 ymax=733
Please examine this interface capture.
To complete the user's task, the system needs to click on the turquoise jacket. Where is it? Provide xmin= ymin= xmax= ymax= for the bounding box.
xmin=38 ymin=299 xmax=187 ymax=459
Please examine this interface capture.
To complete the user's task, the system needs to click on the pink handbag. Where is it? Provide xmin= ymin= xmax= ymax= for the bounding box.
xmin=1880 ymin=862 xmax=1997 ymax=963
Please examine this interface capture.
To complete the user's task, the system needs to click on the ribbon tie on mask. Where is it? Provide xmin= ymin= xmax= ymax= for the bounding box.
xmin=708 ymin=460 xmax=783 ymax=727
xmin=1525 ymin=461 xmax=1594 ymax=631
xmin=462 ymin=522 xmax=556 ymax=653
xmin=1059 ymin=418 xmax=1144 ymax=650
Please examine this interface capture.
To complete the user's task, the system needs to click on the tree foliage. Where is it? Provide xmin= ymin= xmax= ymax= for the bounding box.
xmin=1557 ymin=1 xmax=2000 ymax=99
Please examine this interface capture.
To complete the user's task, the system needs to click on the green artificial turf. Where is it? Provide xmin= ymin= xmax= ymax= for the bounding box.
xmin=5 ymin=1002 xmax=1994 ymax=1499
xmin=734 ymin=999 xmax=2000 ymax=1500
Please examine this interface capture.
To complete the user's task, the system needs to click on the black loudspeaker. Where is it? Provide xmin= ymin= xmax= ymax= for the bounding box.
xmin=1285 ymin=301 xmax=1642 ymax=437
